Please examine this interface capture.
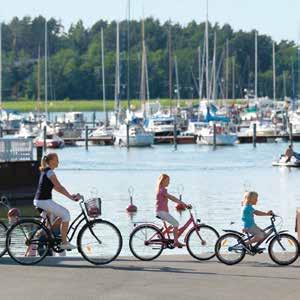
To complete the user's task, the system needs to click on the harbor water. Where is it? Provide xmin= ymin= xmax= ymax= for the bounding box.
xmin=48 ymin=142 xmax=300 ymax=256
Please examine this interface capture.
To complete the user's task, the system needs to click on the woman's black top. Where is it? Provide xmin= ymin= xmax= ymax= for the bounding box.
xmin=34 ymin=167 xmax=55 ymax=200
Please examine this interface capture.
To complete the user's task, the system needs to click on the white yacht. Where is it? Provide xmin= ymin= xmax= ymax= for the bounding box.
xmin=114 ymin=123 xmax=154 ymax=147
xmin=16 ymin=122 xmax=41 ymax=139
xmin=198 ymin=122 xmax=237 ymax=145
xmin=144 ymin=116 xmax=180 ymax=136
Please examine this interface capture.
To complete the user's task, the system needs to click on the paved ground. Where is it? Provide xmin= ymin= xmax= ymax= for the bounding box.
xmin=0 ymin=254 xmax=299 ymax=300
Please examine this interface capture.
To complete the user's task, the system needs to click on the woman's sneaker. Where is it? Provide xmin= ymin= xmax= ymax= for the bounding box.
xmin=60 ymin=242 xmax=76 ymax=251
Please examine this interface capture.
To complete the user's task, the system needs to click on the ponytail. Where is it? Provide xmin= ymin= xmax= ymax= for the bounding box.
xmin=156 ymin=174 xmax=169 ymax=194
xmin=39 ymin=153 xmax=57 ymax=171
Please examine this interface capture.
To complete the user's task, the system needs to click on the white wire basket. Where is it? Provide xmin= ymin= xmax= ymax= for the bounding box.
xmin=84 ymin=198 xmax=101 ymax=218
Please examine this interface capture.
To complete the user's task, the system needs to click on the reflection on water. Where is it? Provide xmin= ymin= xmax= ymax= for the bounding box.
xmin=5 ymin=142 xmax=300 ymax=256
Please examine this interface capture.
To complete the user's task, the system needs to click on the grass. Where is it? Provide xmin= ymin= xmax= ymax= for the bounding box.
xmin=0 ymin=98 xmax=247 ymax=112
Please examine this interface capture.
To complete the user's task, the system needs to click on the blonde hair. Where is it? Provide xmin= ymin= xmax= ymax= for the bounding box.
xmin=39 ymin=153 xmax=57 ymax=171
xmin=243 ymin=191 xmax=258 ymax=205
xmin=156 ymin=174 xmax=170 ymax=194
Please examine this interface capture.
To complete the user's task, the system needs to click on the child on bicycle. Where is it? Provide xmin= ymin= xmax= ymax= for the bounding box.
xmin=241 ymin=191 xmax=273 ymax=248
xmin=156 ymin=174 xmax=191 ymax=248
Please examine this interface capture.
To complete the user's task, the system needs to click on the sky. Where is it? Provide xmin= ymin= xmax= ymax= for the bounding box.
xmin=1 ymin=0 xmax=300 ymax=43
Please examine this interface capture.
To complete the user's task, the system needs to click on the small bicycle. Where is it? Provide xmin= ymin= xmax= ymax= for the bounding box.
xmin=0 ymin=197 xmax=9 ymax=257
xmin=129 ymin=207 xmax=219 ymax=261
xmin=5 ymin=196 xmax=123 ymax=265
xmin=215 ymin=214 xmax=299 ymax=265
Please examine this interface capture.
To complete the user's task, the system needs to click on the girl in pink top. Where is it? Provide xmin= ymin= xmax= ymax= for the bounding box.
xmin=156 ymin=174 xmax=191 ymax=248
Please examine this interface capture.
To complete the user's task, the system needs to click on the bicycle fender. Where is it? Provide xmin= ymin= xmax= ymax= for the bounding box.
xmin=265 ymin=230 xmax=289 ymax=244
xmin=222 ymin=229 xmax=245 ymax=237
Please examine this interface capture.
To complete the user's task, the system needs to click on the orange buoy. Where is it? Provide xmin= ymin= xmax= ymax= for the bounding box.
xmin=126 ymin=203 xmax=137 ymax=213
xmin=126 ymin=186 xmax=137 ymax=212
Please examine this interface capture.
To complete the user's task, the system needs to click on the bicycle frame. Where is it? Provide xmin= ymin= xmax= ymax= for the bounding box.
xmin=233 ymin=216 xmax=287 ymax=252
xmin=34 ymin=199 xmax=97 ymax=246
xmin=161 ymin=210 xmax=199 ymax=240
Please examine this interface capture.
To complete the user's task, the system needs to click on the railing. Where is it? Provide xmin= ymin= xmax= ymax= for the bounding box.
xmin=0 ymin=138 xmax=34 ymax=161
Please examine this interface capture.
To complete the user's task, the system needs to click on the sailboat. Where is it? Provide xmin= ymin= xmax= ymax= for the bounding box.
xmin=196 ymin=3 xmax=237 ymax=146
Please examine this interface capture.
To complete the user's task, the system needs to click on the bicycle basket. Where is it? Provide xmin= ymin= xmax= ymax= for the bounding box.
xmin=84 ymin=198 xmax=101 ymax=218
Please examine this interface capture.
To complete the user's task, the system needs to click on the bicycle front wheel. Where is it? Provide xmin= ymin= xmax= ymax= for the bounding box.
xmin=186 ymin=225 xmax=219 ymax=260
xmin=129 ymin=224 xmax=164 ymax=261
xmin=0 ymin=221 xmax=8 ymax=257
xmin=215 ymin=233 xmax=246 ymax=265
xmin=268 ymin=233 xmax=299 ymax=265
xmin=6 ymin=219 xmax=51 ymax=265
xmin=77 ymin=219 xmax=123 ymax=265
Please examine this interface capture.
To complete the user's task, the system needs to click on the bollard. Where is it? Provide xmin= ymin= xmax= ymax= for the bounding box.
xmin=43 ymin=126 xmax=47 ymax=153
xmin=213 ymin=123 xmax=216 ymax=149
xmin=173 ymin=121 xmax=178 ymax=150
xmin=85 ymin=125 xmax=89 ymax=150
xmin=289 ymin=123 xmax=293 ymax=147
xmin=0 ymin=126 xmax=2 ymax=138
xmin=36 ymin=146 xmax=43 ymax=162
xmin=92 ymin=111 xmax=96 ymax=127
xmin=253 ymin=123 xmax=256 ymax=148
xmin=126 ymin=123 xmax=130 ymax=149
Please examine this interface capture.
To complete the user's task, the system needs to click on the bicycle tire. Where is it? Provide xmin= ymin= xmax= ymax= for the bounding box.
xmin=215 ymin=233 xmax=246 ymax=265
xmin=268 ymin=233 xmax=299 ymax=266
xmin=129 ymin=224 xmax=164 ymax=261
xmin=6 ymin=218 xmax=51 ymax=265
xmin=0 ymin=221 xmax=8 ymax=257
xmin=186 ymin=224 xmax=219 ymax=261
xmin=77 ymin=219 xmax=123 ymax=265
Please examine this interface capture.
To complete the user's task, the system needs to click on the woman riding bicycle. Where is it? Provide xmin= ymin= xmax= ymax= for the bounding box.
xmin=34 ymin=153 xmax=79 ymax=250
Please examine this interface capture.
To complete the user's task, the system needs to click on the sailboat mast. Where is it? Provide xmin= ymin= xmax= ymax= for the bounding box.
xmin=212 ymin=32 xmax=217 ymax=101
xmin=205 ymin=0 xmax=209 ymax=102
xmin=140 ymin=19 xmax=146 ymax=116
xmin=101 ymin=28 xmax=108 ymax=126
xmin=127 ymin=0 xmax=131 ymax=109
xmin=272 ymin=41 xmax=276 ymax=106
xmin=45 ymin=20 xmax=48 ymax=119
xmin=225 ymin=39 xmax=229 ymax=100
xmin=115 ymin=22 xmax=120 ymax=116
xmin=174 ymin=55 xmax=180 ymax=108
xmin=255 ymin=31 xmax=258 ymax=101
xmin=168 ymin=26 xmax=173 ymax=113
xmin=232 ymin=56 xmax=235 ymax=99
xmin=37 ymin=46 xmax=41 ymax=112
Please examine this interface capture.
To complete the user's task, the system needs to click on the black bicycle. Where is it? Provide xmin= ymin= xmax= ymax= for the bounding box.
xmin=215 ymin=214 xmax=299 ymax=265
xmin=5 ymin=196 xmax=123 ymax=265
xmin=0 ymin=196 xmax=15 ymax=257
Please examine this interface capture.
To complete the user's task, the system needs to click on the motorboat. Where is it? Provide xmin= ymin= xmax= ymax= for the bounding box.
xmin=114 ymin=123 xmax=154 ymax=147
xmin=34 ymin=134 xmax=64 ymax=148
xmin=272 ymin=156 xmax=300 ymax=167
xmin=144 ymin=116 xmax=180 ymax=136
xmin=15 ymin=122 xmax=41 ymax=139
xmin=197 ymin=122 xmax=237 ymax=146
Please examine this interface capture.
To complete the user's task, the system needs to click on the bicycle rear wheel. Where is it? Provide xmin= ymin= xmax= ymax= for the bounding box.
xmin=77 ymin=219 xmax=123 ymax=265
xmin=6 ymin=219 xmax=51 ymax=265
xmin=215 ymin=233 xmax=246 ymax=265
xmin=129 ymin=224 xmax=164 ymax=261
xmin=268 ymin=233 xmax=299 ymax=265
xmin=0 ymin=221 xmax=8 ymax=257
xmin=186 ymin=225 xmax=219 ymax=260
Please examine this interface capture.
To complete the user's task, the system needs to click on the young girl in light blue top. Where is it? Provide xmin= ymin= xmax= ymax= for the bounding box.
xmin=241 ymin=191 xmax=273 ymax=245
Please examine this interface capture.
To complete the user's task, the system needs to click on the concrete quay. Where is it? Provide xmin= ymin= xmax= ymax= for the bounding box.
xmin=0 ymin=254 xmax=299 ymax=300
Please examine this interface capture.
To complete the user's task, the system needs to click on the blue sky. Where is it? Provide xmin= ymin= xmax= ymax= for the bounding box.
xmin=1 ymin=0 xmax=300 ymax=42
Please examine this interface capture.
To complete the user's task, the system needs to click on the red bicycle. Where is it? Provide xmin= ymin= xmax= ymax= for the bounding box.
xmin=129 ymin=207 xmax=219 ymax=261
